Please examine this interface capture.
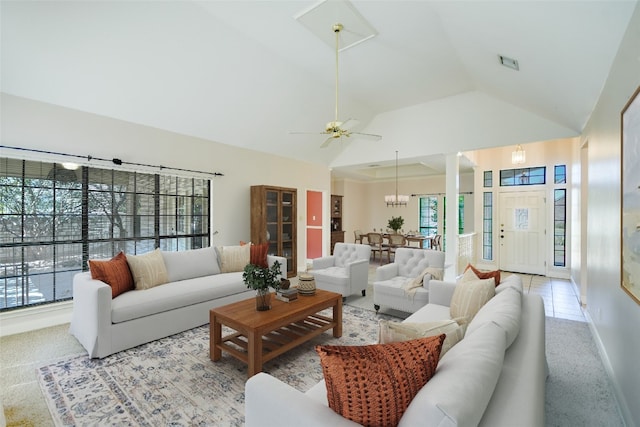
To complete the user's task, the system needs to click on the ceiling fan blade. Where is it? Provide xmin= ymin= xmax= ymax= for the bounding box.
xmin=352 ymin=132 xmax=382 ymax=141
xmin=341 ymin=118 xmax=359 ymax=131
xmin=288 ymin=131 xmax=328 ymax=136
xmin=320 ymin=136 xmax=335 ymax=148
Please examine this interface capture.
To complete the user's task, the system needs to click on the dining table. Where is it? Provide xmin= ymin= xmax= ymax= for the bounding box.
xmin=373 ymin=233 xmax=433 ymax=249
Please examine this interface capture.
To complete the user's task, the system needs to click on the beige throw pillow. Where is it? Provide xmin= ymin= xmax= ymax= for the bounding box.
xmin=450 ymin=278 xmax=496 ymax=323
xmin=217 ymin=244 xmax=250 ymax=273
xmin=378 ymin=319 xmax=466 ymax=358
xmin=126 ymin=249 xmax=169 ymax=290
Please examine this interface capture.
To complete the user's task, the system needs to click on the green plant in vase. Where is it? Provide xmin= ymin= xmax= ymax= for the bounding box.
xmin=243 ymin=261 xmax=282 ymax=311
xmin=388 ymin=216 xmax=405 ymax=234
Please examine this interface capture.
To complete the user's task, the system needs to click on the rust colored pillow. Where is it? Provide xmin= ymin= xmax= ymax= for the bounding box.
xmin=465 ymin=264 xmax=501 ymax=286
xmin=88 ymin=252 xmax=134 ymax=298
xmin=240 ymin=241 xmax=269 ymax=268
xmin=316 ymin=334 xmax=444 ymax=427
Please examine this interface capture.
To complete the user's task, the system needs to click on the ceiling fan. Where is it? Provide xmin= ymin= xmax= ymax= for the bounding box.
xmin=290 ymin=23 xmax=382 ymax=148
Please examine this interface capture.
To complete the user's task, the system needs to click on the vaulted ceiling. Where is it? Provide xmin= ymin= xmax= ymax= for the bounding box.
xmin=1 ymin=0 xmax=636 ymax=180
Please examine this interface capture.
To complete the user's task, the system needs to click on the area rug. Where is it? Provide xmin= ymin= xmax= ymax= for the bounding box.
xmin=37 ymin=305 xmax=393 ymax=426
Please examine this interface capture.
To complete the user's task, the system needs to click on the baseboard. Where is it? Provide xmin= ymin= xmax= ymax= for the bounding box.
xmin=0 ymin=301 xmax=73 ymax=337
xmin=583 ymin=309 xmax=633 ymax=426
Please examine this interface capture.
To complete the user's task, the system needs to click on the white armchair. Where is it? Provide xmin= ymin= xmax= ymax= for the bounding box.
xmin=373 ymin=247 xmax=445 ymax=314
xmin=311 ymin=243 xmax=371 ymax=300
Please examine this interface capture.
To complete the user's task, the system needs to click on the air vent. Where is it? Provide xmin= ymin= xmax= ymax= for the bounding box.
xmin=499 ymin=55 xmax=519 ymax=71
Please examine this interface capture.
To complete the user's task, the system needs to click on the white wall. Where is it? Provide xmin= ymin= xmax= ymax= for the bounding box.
xmin=579 ymin=3 xmax=640 ymax=425
xmin=0 ymin=93 xmax=332 ymax=335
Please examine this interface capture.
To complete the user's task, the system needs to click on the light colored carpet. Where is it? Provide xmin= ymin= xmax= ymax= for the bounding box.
xmin=35 ymin=305 xmax=390 ymax=426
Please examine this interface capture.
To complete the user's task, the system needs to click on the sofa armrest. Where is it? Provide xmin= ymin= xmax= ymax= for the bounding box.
xmin=313 ymin=256 xmax=336 ymax=271
xmin=69 ymin=272 xmax=113 ymax=358
xmin=245 ymin=373 xmax=360 ymax=427
xmin=267 ymin=255 xmax=287 ymax=279
xmin=428 ymin=279 xmax=458 ymax=306
xmin=374 ymin=263 xmax=399 ymax=282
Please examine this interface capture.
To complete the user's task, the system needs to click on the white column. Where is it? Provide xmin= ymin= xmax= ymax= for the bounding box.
xmin=444 ymin=154 xmax=460 ymax=281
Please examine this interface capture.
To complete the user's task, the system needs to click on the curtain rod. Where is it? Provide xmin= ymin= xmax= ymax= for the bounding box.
xmin=411 ymin=192 xmax=473 ymax=197
xmin=0 ymin=145 xmax=224 ymax=177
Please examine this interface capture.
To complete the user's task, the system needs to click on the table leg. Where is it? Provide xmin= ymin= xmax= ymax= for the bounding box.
xmin=210 ymin=313 xmax=221 ymax=361
xmin=333 ymin=297 xmax=343 ymax=338
xmin=247 ymin=330 xmax=262 ymax=378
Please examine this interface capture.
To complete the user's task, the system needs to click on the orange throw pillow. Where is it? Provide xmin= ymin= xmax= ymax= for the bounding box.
xmin=316 ymin=334 xmax=444 ymax=427
xmin=88 ymin=252 xmax=134 ymax=298
xmin=465 ymin=264 xmax=501 ymax=286
xmin=240 ymin=241 xmax=269 ymax=268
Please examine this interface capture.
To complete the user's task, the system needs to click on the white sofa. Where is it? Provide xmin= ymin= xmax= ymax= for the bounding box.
xmin=245 ymin=274 xmax=548 ymax=427
xmin=311 ymin=243 xmax=371 ymax=299
xmin=373 ymin=247 xmax=445 ymax=314
xmin=70 ymin=246 xmax=286 ymax=358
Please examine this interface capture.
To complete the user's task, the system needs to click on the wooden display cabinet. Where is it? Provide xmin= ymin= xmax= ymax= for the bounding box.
xmin=250 ymin=185 xmax=297 ymax=278
xmin=330 ymin=194 xmax=345 ymax=254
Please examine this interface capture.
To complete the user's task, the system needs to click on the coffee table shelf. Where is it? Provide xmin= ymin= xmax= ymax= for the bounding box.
xmin=210 ymin=290 xmax=342 ymax=378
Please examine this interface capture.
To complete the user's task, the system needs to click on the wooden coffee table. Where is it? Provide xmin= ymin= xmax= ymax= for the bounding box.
xmin=209 ymin=289 xmax=342 ymax=378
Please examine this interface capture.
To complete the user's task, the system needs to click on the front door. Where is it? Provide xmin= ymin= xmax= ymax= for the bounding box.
xmin=498 ymin=191 xmax=546 ymax=275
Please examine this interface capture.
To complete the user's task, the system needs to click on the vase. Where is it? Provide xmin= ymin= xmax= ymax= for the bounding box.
xmin=256 ymin=289 xmax=272 ymax=311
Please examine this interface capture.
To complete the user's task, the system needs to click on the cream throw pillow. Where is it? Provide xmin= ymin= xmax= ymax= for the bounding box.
xmin=217 ymin=244 xmax=250 ymax=273
xmin=126 ymin=249 xmax=169 ymax=290
xmin=378 ymin=319 xmax=466 ymax=358
xmin=450 ymin=278 xmax=496 ymax=323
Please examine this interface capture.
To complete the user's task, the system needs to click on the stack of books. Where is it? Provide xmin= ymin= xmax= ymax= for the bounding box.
xmin=276 ymin=288 xmax=298 ymax=302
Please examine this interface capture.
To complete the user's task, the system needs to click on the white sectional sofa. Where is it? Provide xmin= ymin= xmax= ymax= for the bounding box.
xmin=245 ymin=274 xmax=548 ymax=427
xmin=70 ymin=246 xmax=286 ymax=358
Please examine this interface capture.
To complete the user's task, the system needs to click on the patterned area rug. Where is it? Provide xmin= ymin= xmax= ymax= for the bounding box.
xmin=37 ymin=305 xmax=392 ymax=426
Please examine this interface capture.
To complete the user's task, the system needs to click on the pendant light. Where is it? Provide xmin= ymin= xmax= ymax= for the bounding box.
xmin=385 ymin=151 xmax=409 ymax=207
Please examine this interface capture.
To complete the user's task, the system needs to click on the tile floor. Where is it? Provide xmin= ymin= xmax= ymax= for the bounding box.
xmin=517 ymin=273 xmax=586 ymax=322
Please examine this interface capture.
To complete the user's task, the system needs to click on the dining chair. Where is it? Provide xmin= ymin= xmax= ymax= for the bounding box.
xmin=387 ymin=233 xmax=407 ymax=262
xmin=367 ymin=232 xmax=390 ymax=264
xmin=432 ymin=234 xmax=442 ymax=251
xmin=354 ymin=229 xmax=364 ymax=244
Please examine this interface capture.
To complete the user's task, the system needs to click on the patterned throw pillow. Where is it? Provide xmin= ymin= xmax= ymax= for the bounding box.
xmin=316 ymin=335 xmax=444 ymax=427
xmin=88 ymin=252 xmax=134 ymax=298
xmin=126 ymin=249 xmax=169 ymax=290
xmin=465 ymin=263 xmax=501 ymax=286
xmin=378 ymin=319 xmax=466 ymax=358
xmin=450 ymin=277 xmax=496 ymax=323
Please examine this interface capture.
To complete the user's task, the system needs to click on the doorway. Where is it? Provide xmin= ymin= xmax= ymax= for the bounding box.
xmin=498 ymin=191 xmax=547 ymax=275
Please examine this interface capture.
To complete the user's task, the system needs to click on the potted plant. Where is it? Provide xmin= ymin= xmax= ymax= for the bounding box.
xmin=388 ymin=216 xmax=405 ymax=234
xmin=243 ymin=261 xmax=282 ymax=311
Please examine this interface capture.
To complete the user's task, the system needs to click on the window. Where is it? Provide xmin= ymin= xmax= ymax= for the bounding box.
xmin=419 ymin=196 xmax=438 ymax=236
xmin=483 ymin=192 xmax=493 ymax=260
xmin=0 ymin=158 xmax=210 ymax=311
xmin=500 ymin=167 xmax=546 ymax=186
xmin=554 ymin=189 xmax=566 ymax=267
xmin=554 ymin=165 xmax=566 ymax=184
xmin=483 ymin=170 xmax=493 ymax=187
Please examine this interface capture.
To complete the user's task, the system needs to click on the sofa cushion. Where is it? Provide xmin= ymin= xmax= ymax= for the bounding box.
xmin=465 ymin=263 xmax=501 ymax=287
xmin=161 ymin=246 xmax=220 ymax=282
xmin=316 ymin=335 xmax=444 ymax=427
xmin=217 ymin=244 xmax=250 ymax=273
xmin=111 ymin=272 xmax=246 ymax=323
xmin=312 ymin=267 xmax=349 ymax=286
xmin=126 ymin=249 xmax=169 ymax=290
xmin=378 ymin=319 xmax=465 ymax=358
xmin=88 ymin=252 xmax=134 ymax=298
xmin=395 ymin=248 xmax=444 ymax=278
xmin=450 ymin=278 xmax=496 ymax=323
xmin=399 ymin=321 xmax=507 ymax=427
xmin=240 ymin=241 xmax=270 ymax=268
xmin=467 ymin=285 xmax=522 ymax=348
xmin=495 ymin=274 xmax=523 ymax=294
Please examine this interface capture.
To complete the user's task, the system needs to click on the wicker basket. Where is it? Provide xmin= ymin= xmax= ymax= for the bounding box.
xmin=298 ymin=274 xmax=316 ymax=295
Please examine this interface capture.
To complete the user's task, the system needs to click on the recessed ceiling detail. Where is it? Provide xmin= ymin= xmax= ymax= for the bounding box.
xmin=499 ymin=55 xmax=520 ymax=71
xmin=295 ymin=0 xmax=377 ymax=52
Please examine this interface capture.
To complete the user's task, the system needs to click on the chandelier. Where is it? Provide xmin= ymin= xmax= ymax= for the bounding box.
xmin=385 ymin=151 xmax=409 ymax=207
xmin=512 ymin=144 xmax=526 ymax=164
